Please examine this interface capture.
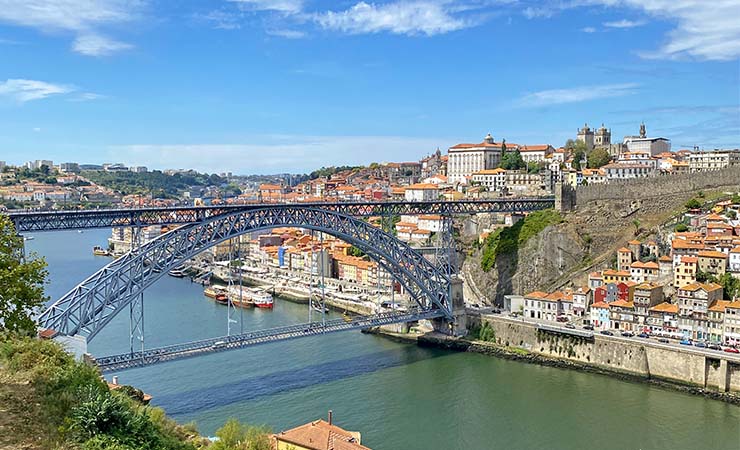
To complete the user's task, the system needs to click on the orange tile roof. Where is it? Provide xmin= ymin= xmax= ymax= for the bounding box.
xmin=698 ymin=250 xmax=727 ymax=259
xmin=628 ymin=240 xmax=641 ymax=245
xmin=680 ymin=256 xmax=698 ymax=264
xmin=473 ymin=168 xmax=506 ymax=175
xmin=618 ymin=247 xmax=631 ymax=253
xmin=603 ymin=269 xmax=630 ymax=277
xmin=406 ymin=183 xmax=439 ymax=190
xmin=631 ymin=261 xmax=659 ymax=269
xmin=731 ymin=246 xmax=740 ymax=254
xmin=610 ymin=299 xmax=634 ymax=308
xmin=591 ymin=301 xmax=609 ymax=309
xmin=519 ymin=144 xmax=552 ymax=152
xmin=273 ymin=419 xmax=369 ymax=450
xmin=680 ymin=282 xmax=723 ymax=292
xmin=525 ymin=291 xmax=549 ymax=299
xmin=659 ymin=255 xmax=672 ymax=262
xmin=672 ymin=240 xmax=704 ymax=250
xmin=708 ymin=300 xmax=731 ymax=312
xmin=649 ymin=302 xmax=678 ymax=314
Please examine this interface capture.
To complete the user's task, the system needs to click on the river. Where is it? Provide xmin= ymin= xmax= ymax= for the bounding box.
xmin=26 ymin=229 xmax=740 ymax=450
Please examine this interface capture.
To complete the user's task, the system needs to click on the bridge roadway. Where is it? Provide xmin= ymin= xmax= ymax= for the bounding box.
xmin=8 ymin=198 xmax=554 ymax=232
xmin=94 ymin=308 xmax=444 ymax=372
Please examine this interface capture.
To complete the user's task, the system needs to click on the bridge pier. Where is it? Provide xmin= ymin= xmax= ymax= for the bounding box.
xmin=432 ymin=277 xmax=467 ymax=336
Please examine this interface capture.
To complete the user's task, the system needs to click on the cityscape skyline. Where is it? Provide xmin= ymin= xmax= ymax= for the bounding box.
xmin=1 ymin=0 xmax=738 ymax=174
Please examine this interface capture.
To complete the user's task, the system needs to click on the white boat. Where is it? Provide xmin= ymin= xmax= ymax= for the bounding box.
xmin=23 ymin=235 xmax=34 ymax=241
xmin=168 ymin=266 xmax=187 ymax=277
xmin=251 ymin=288 xmax=274 ymax=309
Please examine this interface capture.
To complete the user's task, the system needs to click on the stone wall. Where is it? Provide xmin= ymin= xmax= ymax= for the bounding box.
xmin=575 ymin=166 xmax=740 ymax=205
xmin=477 ymin=315 xmax=740 ymax=393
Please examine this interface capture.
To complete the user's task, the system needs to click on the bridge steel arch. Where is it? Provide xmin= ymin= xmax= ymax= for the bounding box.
xmin=38 ymin=207 xmax=452 ymax=341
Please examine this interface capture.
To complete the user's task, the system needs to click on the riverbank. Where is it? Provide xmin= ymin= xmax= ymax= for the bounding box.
xmin=371 ymin=322 xmax=740 ymax=405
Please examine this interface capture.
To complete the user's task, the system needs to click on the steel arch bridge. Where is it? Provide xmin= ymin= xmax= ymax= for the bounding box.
xmin=38 ymin=206 xmax=452 ymax=343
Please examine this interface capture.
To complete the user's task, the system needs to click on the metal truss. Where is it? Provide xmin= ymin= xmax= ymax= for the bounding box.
xmin=38 ymin=207 xmax=453 ymax=341
xmin=95 ymin=308 xmax=444 ymax=372
xmin=8 ymin=198 xmax=555 ymax=232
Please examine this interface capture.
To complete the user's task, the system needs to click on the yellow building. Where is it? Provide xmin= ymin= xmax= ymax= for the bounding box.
xmin=602 ymin=269 xmax=630 ymax=284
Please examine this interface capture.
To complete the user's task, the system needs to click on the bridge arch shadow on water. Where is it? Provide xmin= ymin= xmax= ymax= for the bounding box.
xmin=38 ymin=207 xmax=453 ymax=362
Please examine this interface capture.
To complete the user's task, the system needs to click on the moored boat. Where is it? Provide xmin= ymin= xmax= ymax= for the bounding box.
xmin=168 ymin=266 xmax=187 ymax=277
xmin=252 ymin=288 xmax=274 ymax=309
xmin=92 ymin=246 xmax=110 ymax=256
xmin=204 ymin=285 xmax=228 ymax=303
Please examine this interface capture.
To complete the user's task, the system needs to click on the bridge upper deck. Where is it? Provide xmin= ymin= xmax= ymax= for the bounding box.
xmin=7 ymin=198 xmax=554 ymax=232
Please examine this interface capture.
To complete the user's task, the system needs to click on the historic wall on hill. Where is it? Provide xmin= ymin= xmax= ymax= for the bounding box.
xmin=575 ymin=166 xmax=740 ymax=205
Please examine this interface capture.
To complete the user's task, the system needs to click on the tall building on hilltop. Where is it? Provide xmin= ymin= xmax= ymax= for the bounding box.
xmin=623 ymin=122 xmax=671 ymax=156
xmin=577 ymin=124 xmax=595 ymax=151
xmin=447 ymin=133 xmax=506 ymax=184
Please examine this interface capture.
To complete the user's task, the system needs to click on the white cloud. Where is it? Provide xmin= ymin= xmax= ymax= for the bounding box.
xmin=33 ymin=127 xmax=42 ymax=132
xmin=314 ymin=1 xmax=472 ymax=36
xmin=228 ymin=0 xmax=304 ymax=14
xmin=110 ymin=135 xmax=447 ymax=174
xmin=517 ymin=83 xmax=639 ymax=107
xmin=581 ymin=26 xmax=596 ymax=33
xmin=522 ymin=6 xmax=555 ymax=19
xmin=266 ymin=28 xmax=306 ymax=39
xmin=584 ymin=0 xmax=740 ymax=60
xmin=72 ymin=33 xmax=132 ymax=56
xmin=603 ymin=19 xmax=644 ymax=28
xmin=0 ymin=79 xmax=75 ymax=102
xmin=0 ymin=0 xmax=139 ymax=56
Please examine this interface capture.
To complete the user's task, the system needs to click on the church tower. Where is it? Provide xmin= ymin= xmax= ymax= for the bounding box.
xmin=576 ymin=123 xmax=594 ymax=151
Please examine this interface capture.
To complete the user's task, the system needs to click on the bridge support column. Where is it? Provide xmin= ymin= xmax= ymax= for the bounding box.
xmin=432 ymin=277 xmax=467 ymax=336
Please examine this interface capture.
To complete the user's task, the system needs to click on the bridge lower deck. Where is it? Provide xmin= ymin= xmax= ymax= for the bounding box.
xmin=93 ymin=309 xmax=444 ymax=372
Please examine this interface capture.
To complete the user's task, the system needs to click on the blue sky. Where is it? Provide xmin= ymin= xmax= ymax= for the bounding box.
xmin=0 ymin=0 xmax=738 ymax=174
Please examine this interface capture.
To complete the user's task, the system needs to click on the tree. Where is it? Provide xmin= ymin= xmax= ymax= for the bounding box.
xmin=718 ymin=273 xmax=740 ymax=300
xmin=727 ymin=210 xmax=737 ymax=220
xmin=565 ymin=139 xmax=588 ymax=170
xmin=211 ymin=419 xmax=271 ymax=450
xmin=499 ymin=148 xmax=524 ymax=170
xmin=731 ymin=193 xmax=740 ymax=205
xmin=675 ymin=223 xmax=689 ymax=232
xmin=587 ymin=148 xmax=611 ymax=168
xmin=685 ymin=198 xmax=702 ymax=210
xmin=632 ymin=219 xmax=641 ymax=236
xmin=347 ymin=246 xmax=365 ymax=257
xmin=0 ymin=215 xmax=48 ymax=334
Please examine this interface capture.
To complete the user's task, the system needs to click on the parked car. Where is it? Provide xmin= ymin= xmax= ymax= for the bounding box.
xmin=679 ymin=339 xmax=693 ymax=346
xmin=556 ymin=316 xmax=568 ymax=323
xmin=694 ymin=342 xmax=707 ymax=348
xmin=621 ymin=331 xmax=635 ymax=337
xmin=211 ymin=340 xmax=227 ymax=349
xmin=583 ymin=325 xmax=594 ymax=330
xmin=638 ymin=333 xmax=649 ymax=338
xmin=491 ymin=309 xmax=502 ymax=314
xmin=707 ymin=343 xmax=722 ymax=351
xmin=724 ymin=347 xmax=740 ymax=354
xmin=658 ymin=338 xmax=670 ymax=343
xmin=565 ymin=323 xmax=576 ymax=329
xmin=600 ymin=330 xmax=614 ymax=336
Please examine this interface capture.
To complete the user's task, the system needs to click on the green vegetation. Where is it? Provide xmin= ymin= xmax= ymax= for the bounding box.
xmin=498 ymin=148 xmax=525 ymax=170
xmin=308 ymin=165 xmax=363 ymax=180
xmin=347 ymin=245 xmax=366 ymax=257
xmin=83 ymin=170 xmax=223 ymax=198
xmin=0 ymin=215 xmax=48 ymax=335
xmin=468 ymin=321 xmax=496 ymax=342
xmin=685 ymin=198 xmax=702 ymax=210
xmin=0 ymin=336 xmax=207 ymax=449
xmin=565 ymin=139 xmax=588 ymax=170
xmin=481 ymin=209 xmax=563 ymax=272
xmin=675 ymin=223 xmax=689 ymax=232
xmin=0 ymin=336 xmax=276 ymax=450
xmin=727 ymin=210 xmax=737 ymax=220
xmin=13 ymin=166 xmax=58 ymax=184
xmin=731 ymin=194 xmax=740 ymax=205
xmin=696 ymin=271 xmax=740 ymax=300
xmin=587 ymin=148 xmax=611 ymax=168
xmin=209 ymin=419 xmax=271 ymax=450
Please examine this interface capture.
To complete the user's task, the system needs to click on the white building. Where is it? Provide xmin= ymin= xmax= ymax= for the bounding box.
xmin=622 ymin=123 xmax=670 ymax=156
xmin=688 ymin=150 xmax=740 ymax=172
xmin=471 ymin=168 xmax=506 ymax=191
xmin=518 ymin=145 xmax=554 ymax=163
xmin=602 ymin=163 xmax=654 ymax=180
xmin=617 ymin=152 xmax=657 ymax=170
xmin=623 ymin=137 xmax=671 ymax=156
xmin=404 ymin=183 xmax=439 ymax=202
xmin=730 ymin=246 xmax=740 ymax=274
xmin=447 ymin=133 xmax=505 ymax=184
xmin=25 ymin=160 xmax=53 ymax=170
